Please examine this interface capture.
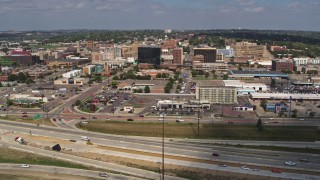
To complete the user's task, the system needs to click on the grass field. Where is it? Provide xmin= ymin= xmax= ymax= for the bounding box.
xmin=77 ymin=121 xmax=320 ymax=141
xmin=0 ymin=147 xmax=89 ymax=169
xmin=1 ymin=116 xmax=55 ymax=126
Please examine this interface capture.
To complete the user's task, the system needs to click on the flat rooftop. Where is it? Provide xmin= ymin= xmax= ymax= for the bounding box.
xmin=197 ymin=80 xmax=225 ymax=87
xmin=229 ymin=70 xmax=286 ymax=75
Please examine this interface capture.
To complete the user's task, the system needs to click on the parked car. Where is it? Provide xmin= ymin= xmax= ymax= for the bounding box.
xmin=69 ymin=140 xmax=77 ymax=142
xmin=21 ymin=164 xmax=30 ymax=168
xmin=22 ymin=112 xmax=27 ymax=114
xmin=22 ymin=115 xmax=28 ymax=118
xmin=139 ymin=114 xmax=145 ymax=117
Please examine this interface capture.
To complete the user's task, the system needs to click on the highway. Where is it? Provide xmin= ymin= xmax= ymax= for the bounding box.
xmin=0 ymin=163 xmax=138 ymax=179
xmin=0 ymin=119 xmax=320 ymax=180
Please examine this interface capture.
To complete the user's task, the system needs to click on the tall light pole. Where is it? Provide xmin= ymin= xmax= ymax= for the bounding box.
xmin=160 ymin=112 xmax=165 ymax=180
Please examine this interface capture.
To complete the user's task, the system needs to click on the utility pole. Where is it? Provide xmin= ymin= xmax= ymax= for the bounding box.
xmin=198 ymin=83 xmax=200 ymax=136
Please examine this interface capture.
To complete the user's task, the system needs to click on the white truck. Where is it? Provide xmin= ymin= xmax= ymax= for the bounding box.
xmin=15 ymin=137 xmax=25 ymax=144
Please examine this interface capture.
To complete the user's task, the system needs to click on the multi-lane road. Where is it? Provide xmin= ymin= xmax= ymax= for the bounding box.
xmin=0 ymin=120 xmax=320 ymax=180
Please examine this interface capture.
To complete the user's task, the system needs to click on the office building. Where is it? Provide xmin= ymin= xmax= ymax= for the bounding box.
xmin=138 ymin=47 xmax=161 ymax=66
xmin=196 ymin=81 xmax=237 ymax=104
xmin=271 ymin=59 xmax=294 ymax=71
xmin=173 ymin=48 xmax=183 ymax=65
xmin=193 ymin=48 xmax=217 ymax=63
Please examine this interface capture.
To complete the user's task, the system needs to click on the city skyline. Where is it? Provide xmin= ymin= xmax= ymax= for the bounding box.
xmin=0 ymin=0 xmax=319 ymax=31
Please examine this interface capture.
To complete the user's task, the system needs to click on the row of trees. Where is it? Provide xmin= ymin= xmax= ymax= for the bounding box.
xmin=8 ymin=72 xmax=35 ymax=84
xmin=164 ymin=78 xmax=174 ymax=93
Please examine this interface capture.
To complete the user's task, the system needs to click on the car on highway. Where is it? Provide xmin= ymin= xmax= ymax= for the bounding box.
xmin=22 ymin=112 xmax=27 ymax=114
xmin=252 ymin=168 xmax=260 ymax=171
xmin=69 ymin=140 xmax=77 ymax=142
xmin=139 ymin=114 xmax=145 ymax=117
xmin=99 ymin=172 xmax=109 ymax=177
xmin=271 ymin=168 xmax=282 ymax=173
xmin=80 ymin=117 xmax=86 ymax=120
xmin=21 ymin=164 xmax=30 ymax=168
xmin=212 ymin=153 xmax=219 ymax=157
xmin=81 ymin=121 xmax=88 ymax=124
xmin=92 ymin=117 xmax=97 ymax=119
xmin=22 ymin=115 xmax=28 ymax=118
xmin=127 ymin=118 xmax=134 ymax=121
xmin=81 ymin=136 xmax=90 ymax=141
xmin=284 ymin=161 xmax=296 ymax=166
xmin=105 ymin=118 xmax=111 ymax=121
xmin=218 ymin=164 xmax=227 ymax=167
xmin=241 ymin=166 xmax=250 ymax=170
xmin=300 ymin=158 xmax=309 ymax=162
xmin=299 ymin=118 xmax=304 ymax=121
xmin=176 ymin=119 xmax=185 ymax=122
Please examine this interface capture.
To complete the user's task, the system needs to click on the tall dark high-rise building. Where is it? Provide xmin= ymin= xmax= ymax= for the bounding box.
xmin=138 ymin=47 xmax=161 ymax=66
xmin=193 ymin=48 xmax=217 ymax=63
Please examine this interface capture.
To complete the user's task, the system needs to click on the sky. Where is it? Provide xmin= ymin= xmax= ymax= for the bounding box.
xmin=0 ymin=0 xmax=319 ymax=31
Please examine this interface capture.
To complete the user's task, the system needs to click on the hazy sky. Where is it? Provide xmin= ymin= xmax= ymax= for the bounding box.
xmin=0 ymin=0 xmax=319 ymax=31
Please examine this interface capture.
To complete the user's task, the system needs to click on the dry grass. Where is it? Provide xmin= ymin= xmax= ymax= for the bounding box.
xmin=77 ymin=121 xmax=320 ymax=141
xmin=1 ymin=116 xmax=55 ymax=126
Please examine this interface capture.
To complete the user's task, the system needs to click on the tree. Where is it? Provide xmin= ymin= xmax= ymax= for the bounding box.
xmin=223 ymin=74 xmax=229 ymax=80
xmin=144 ymin=85 xmax=150 ymax=93
xmin=6 ymin=99 xmax=13 ymax=107
xmin=271 ymin=79 xmax=276 ymax=87
xmin=112 ymin=76 xmax=119 ymax=80
xmin=17 ymin=72 xmax=28 ymax=83
xmin=137 ymin=89 xmax=143 ymax=93
xmin=260 ymin=100 xmax=267 ymax=108
xmin=8 ymin=74 xmax=18 ymax=81
xmin=205 ymin=72 xmax=209 ymax=78
xmin=176 ymin=85 xmax=181 ymax=90
xmin=74 ymin=100 xmax=81 ymax=106
xmin=38 ymin=74 xmax=45 ymax=79
xmin=25 ymin=78 xmax=35 ymax=85
xmin=309 ymin=111 xmax=315 ymax=118
xmin=111 ymin=81 xmax=118 ymax=88
xmin=256 ymin=118 xmax=263 ymax=131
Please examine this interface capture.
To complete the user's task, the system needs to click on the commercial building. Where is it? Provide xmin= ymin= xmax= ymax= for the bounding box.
xmin=293 ymin=58 xmax=320 ymax=65
xmin=196 ymin=81 xmax=237 ymax=104
xmin=193 ymin=63 xmax=229 ymax=71
xmin=271 ymin=59 xmax=294 ymax=71
xmin=223 ymin=80 xmax=268 ymax=95
xmin=227 ymin=70 xmax=289 ymax=80
xmin=250 ymin=92 xmax=320 ymax=100
xmin=193 ymin=48 xmax=217 ymax=63
xmin=232 ymin=41 xmax=272 ymax=61
xmin=217 ymin=46 xmax=234 ymax=58
xmin=138 ymin=47 xmax=161 ymax=66
xmin=54 ymin=77 xmax=86 ymax=85
xmin=62 ymin=70 xmax=82 ymax=78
